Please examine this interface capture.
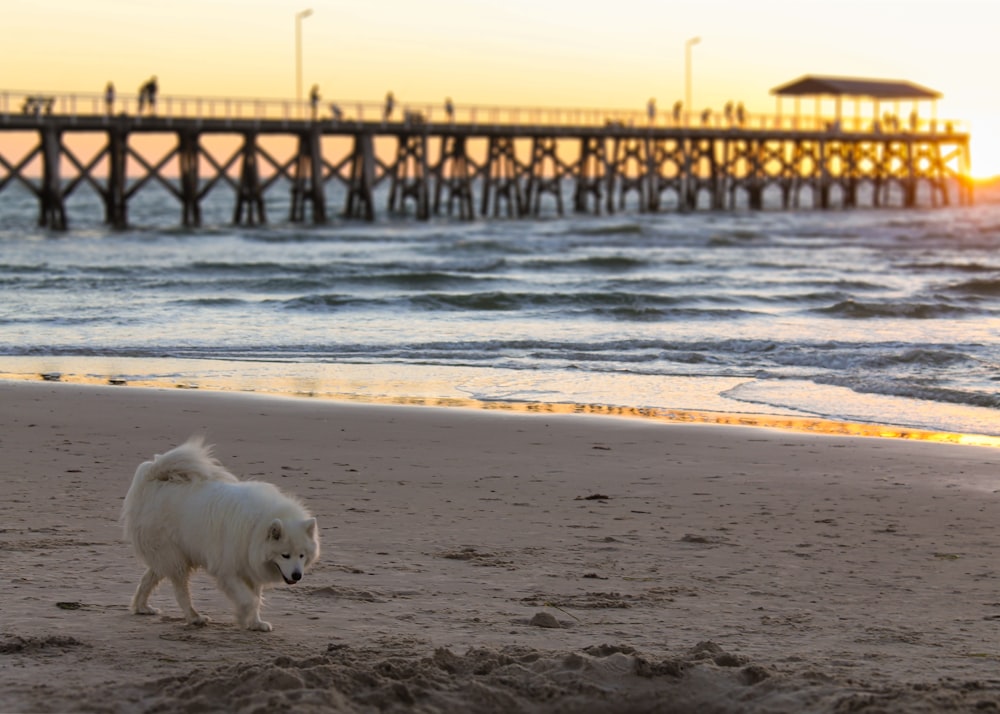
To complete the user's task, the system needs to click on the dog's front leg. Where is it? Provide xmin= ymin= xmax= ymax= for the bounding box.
xmin=217 ymin=578 xmax=271 ymax=632
xmin=242 ymin=586 xmax=271 ymax=632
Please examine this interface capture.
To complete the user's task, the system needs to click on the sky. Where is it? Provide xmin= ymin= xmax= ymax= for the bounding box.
xmin=6 ymin=0 xmax=1000 ymax=177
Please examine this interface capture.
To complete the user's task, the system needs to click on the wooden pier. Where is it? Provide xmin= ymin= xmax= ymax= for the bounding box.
xmin=0 ymin=92 xmax=972 ymax=230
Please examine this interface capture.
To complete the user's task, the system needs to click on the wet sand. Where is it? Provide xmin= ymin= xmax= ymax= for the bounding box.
xmin=2 ymin=380 xmax=999 ymax=712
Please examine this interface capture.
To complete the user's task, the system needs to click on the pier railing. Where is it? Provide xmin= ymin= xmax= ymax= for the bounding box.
xmin=0 ymin=89 xmax=966 ymax=135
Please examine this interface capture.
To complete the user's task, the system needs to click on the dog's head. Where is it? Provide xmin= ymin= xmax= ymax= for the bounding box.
xmin=266 ymin=518 xmax=320 ymax=585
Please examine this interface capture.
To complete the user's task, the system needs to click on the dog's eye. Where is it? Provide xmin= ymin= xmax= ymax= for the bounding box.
xmin=281 ymin=554 xmax=290 ymax=559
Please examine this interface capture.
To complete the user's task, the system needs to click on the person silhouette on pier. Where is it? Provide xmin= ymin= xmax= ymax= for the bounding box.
xmin=309 ymin=84 xmax=320 ymax=120
xmin=104 ymin=82 xmax=115 ymax=115
xmin=384 ymin=91 xmax=395 ymax=121
xmin=445 ymin=97 xmax=454 ymax=122
xmin=138 ymin=76 xmax=158 ymax=115
xmin=672 ymin=100 xmax=683 ymax=125
xmin=647 ymin=98 xmax=656 ymax=124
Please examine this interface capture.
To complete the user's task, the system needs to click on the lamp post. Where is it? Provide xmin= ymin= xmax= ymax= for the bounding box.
xmin=295 ymin=8 xmax=313 ymax=118
xmin=684 ymin=36 xmax=701 ymax=126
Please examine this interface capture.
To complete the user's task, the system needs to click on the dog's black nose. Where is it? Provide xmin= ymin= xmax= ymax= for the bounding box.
xmin=292 ymin=572 xmax=302 ymax=582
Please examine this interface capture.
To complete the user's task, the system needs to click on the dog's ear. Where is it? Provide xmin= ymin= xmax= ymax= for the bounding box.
xmin=268 ymin=519 xmax=283 ymax=540
xmin=304 ymin=517 xmax=317 ymax=538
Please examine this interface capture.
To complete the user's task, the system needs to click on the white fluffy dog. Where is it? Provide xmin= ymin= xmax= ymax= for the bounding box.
xmin=121 ymin=437 xmax=320 ymax=631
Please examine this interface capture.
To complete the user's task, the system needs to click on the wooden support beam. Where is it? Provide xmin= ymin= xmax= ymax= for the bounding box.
xmin=876 ymin=140 xmax=911 ymax=207
xmin=681 ymin=137 xmax=720 ymax=211
xmin=852 ymin=140 xmax=881 ymax=208
xmin=178 ymin=131 xmax=201 ymax=227
xmin=608 ymin=135 xmax=649 ymax=213
xmin=573 ymin=136 xmax=606 ymax=214
xmin=817 ymin=138 xmax=831 ymax=209
xmin=258 ymin=145 xmax=296 ymax=192
xmin=388 ymin=132 xmax=430 ymax=220
xmin=197 ymin=145 xmax=242 ymax=200
xmin=646 ymin=138 xmax=684 ymax=212
xmin=480 ymin=135 xmax=523 ymax=218
xmin=525 ymin=136 xmax=563 ymax=216
xmin=125 ymin=144 xmax=181 ymax=200
xmin=289 ymin=128 xmax=327 ymax=224
xmin=0 ymin=144 xmax=43 ymax=196
xmin=903 ymin=139 xmax=917 ymax=208
xmin=755 ymin=139 xmax=790 ymax=210
xmin=841 ymin=141 xmax=858 ymax=208
xmin=433 ymin=134 xmax=475 ymax=220
xmin=233 ymin=133 xmax=266 ymax=226
xmin=38 ymin=126 xmax=66 ymax=230
xmin=344 ymin=133 xmax=376 ymax=221
xmin=106 ymin=128 xmax=128 ymax=228
xmin=789 ymin=140 xmax=820 ymax=209
xmin=60 ymin=144 xmax=107 ymax=200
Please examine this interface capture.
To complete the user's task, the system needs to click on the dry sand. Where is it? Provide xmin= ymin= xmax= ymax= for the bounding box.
xmin=1 ymin=380 xmax=999 ymax=713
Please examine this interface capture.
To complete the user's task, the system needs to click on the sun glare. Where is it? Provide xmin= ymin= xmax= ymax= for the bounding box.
xmin=970 ymin=127 xmax=1000 ymax=180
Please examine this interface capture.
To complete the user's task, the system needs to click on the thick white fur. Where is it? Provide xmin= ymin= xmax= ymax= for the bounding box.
xmin=121 ymin=437 xmax=320 ymax=631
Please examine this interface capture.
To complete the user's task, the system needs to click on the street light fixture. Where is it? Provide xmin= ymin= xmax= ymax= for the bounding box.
xmin=296 ymin=8 xmax=314 ymax=117
xmin=685 ymin=36 xmax=701 ymax=126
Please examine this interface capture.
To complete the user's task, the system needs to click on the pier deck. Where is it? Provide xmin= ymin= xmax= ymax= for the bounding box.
xmin=0 ymin=94 xmax=972 ymax=230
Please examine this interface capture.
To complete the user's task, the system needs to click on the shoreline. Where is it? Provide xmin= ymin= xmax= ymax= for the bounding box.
xmin=2 ymin=380 xmax=999 ymax=712
xmin=2 ymin=357 xmax=999 ymax=448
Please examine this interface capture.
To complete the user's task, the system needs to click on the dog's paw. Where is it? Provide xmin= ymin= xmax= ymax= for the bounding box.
xmin=133 ymin=605 xmax=161 ymax=616
xmin=188 ymin=614 xmax=211 ymax=626
xmin=247 ymin=620 xmax=273 ymax=632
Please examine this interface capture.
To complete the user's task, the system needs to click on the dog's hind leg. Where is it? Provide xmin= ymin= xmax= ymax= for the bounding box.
xmin=217 ymin=578 xmax=271 ymax=632
xmin=131 ymin=568 xmax=163 ymax=615
xmin=170 ymin=572 xmax=210 ymax=626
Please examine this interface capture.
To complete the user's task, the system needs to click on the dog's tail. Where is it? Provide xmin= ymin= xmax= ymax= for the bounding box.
xmin=135 ymin=436 xmax=237 ymax=485
xmin=122 ymin=437 xmax=238 ymax=533
xmin=121 ymin=436 xmax=238 ymax=537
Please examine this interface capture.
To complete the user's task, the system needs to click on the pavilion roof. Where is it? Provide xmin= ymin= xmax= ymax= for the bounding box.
xmin=770 ymin=75 xmax=941 ymax=100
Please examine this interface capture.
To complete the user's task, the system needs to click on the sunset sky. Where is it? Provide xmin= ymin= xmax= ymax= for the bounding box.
xmin=7 ymin=0 xmax=1000 ymax=177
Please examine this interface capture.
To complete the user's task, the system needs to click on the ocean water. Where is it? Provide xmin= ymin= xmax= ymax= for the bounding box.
xmin=1 ymin=183 xmax=999 ymax=440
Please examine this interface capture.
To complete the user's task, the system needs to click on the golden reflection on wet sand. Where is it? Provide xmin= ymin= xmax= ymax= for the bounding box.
xmin=4 ymin=369 xmax=997 ymax=449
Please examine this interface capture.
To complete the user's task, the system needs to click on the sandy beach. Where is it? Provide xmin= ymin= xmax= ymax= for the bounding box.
xmin=2 ymin=379 xmax=999 ymax=712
